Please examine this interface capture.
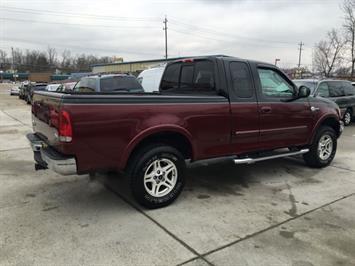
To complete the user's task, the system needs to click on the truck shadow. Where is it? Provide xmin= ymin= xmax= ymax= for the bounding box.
xmin=102 ymin=155 xmax=323 ymax=206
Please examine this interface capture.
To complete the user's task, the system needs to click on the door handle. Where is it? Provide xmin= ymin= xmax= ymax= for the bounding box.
xmin=260 ymin=106 xmax=272 ymax=113
xmin=310 ymin=106 xmax=320 ymax=112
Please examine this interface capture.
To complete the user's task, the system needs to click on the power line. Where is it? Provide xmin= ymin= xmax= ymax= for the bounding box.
xmin=169 ymin=27 xmax=295 ymax=49
xmin=0 ymin=17 xmax=159 ymax=29
xmin=169 ymin=18 xmax=297 ymax=45
xmin=0 ymin=6 xmax=161 ymax=22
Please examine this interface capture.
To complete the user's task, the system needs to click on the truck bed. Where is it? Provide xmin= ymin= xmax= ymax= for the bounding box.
xmin=31 ymin=91 xmax=230 ymax=173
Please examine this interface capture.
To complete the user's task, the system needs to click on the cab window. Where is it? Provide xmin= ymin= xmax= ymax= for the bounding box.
xmin=160 ymin=60 xmax=216 ymax=95
xmin=160 ymin=63 xmax=180 ymax=91
xmin=257 ymin=68 xmax=294 ymax=98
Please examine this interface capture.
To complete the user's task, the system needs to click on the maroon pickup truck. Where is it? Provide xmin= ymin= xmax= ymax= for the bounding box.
xmin=27 ymin=55 xmax=343 ymax=208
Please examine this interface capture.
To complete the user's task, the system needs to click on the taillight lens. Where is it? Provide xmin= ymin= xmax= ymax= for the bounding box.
xmin=59 ymin=110 xmax=72 ymax=142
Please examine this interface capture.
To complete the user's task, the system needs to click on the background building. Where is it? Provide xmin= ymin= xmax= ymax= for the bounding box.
xmin=91 ymin=57 xmax=182 ymax=75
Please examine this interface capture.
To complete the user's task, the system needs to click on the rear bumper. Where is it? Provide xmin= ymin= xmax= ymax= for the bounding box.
xmin=26 ymin=133 xmax=77 ymax=175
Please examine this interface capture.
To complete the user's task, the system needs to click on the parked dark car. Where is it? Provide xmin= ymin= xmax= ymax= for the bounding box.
xmin=73 ymin=74 xmax=144 ymax=93
xmin=27 ymin=56 xmax=344 ymax=208
xmin=25 ymin=83 xmax=47 ymax=104
xmin=294 ymin=79 xmax=355 ymax=126
xmin=18 ymin=82 xmax=31 ymax=100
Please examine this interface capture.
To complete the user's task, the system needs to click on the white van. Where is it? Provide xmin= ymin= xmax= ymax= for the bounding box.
xmin=137 ymin=65 xmax=165 ymax=92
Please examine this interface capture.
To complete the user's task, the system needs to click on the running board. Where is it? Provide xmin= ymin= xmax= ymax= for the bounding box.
xmin=234 ymin=149 xmax=309 ymax=165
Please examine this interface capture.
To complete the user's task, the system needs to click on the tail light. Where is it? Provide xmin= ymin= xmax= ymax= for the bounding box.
xmin=58 ymin=110 xmax=72 ymax=142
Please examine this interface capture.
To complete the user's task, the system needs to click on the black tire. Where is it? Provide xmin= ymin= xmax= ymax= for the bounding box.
xmin=303 ymin=126 xmax=337 ymax=168
xmin=343 ymin=109 xmax=352 ymax=126
xmin=128 ymin=144 xmax=186 ymax=209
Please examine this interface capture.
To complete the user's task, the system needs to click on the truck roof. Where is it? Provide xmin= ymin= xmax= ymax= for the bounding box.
xmin=169 ymin=55 xmax=275 ymax=68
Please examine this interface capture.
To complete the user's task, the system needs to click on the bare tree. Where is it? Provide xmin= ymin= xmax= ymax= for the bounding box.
xmin=342 ymin=0 xmax=355 ymax=78
xmin=314 ymin=29 xmax=345 ymax=77
xmin=0 ymin=49 xmax=8 ymax=67
xmin=0 ymin=46 xmax=116 ymax=72
xmin=61 ymin=49 xmax=71 ymax=68
xmin=47 ymin=46 xmax=57 ymax=67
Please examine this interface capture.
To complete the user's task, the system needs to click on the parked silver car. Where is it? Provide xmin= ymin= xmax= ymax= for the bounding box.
xmin=9 ymin=85 xmax=20 ymax=96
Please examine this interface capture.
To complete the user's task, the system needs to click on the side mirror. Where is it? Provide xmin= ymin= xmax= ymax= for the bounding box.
xmin=298 ymin=85 xmax=310 ymax=98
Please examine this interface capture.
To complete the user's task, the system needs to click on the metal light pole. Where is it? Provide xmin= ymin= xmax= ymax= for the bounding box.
xmin=163 ymin=16 xmax=168 ymax=60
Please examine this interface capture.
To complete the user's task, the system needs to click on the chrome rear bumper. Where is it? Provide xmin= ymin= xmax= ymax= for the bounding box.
xmin=27 ymin=133 xmax=77 ymax=175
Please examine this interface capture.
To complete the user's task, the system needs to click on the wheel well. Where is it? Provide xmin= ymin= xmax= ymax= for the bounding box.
xmin=320 ymin=117 xmax=340 ymax=136
xmin=128 ymin=131 xmax=193 ymax=164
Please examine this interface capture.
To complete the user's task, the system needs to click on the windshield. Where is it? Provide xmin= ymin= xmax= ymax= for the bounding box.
xmin=293 ymin=80 xmax=317 ymax=93
xmin=100 ymin=76 xmax=143 ymax=93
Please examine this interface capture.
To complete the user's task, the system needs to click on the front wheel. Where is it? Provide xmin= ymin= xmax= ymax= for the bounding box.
xmin=129 ymin=144 xmax=186 ymax=209
xmin=303 ymin=126 xmax=337 ymax=168
xmin=343 ymin=109 xmax=352 ymax=126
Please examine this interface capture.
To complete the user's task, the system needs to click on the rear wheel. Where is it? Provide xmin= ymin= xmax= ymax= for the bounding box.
xmin=343 ymin=109 xmax=352 ymax=126
xmin=128 ymin=144 xmax=186 ymax=209
xmin=303 ymin=126 xmax=337 ymax=168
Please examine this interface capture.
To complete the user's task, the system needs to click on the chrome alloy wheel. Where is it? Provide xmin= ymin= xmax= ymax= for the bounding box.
xmin=318 ymin=134 xmax=333 ymax=160
xmin=143 ymin=158 xmax=177 ymax=197
xmin=344 ymin=111 xmax=351 ymax=125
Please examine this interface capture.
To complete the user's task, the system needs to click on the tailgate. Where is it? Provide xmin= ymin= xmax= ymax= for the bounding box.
xmin=31 ymin=91 xmax=63 ymax=148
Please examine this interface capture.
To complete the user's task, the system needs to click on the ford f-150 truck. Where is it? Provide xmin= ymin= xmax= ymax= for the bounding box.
xmin=27 ymin=55 xmax=343 ymax=208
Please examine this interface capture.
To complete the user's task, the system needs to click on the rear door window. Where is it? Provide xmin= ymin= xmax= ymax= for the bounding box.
xmin=317 ymin=82 xmax=330 ymax=97
xmin=230 ymin=62 xmax=253 ymax=98
xmin=343 ymin=81 xmax=355 ymax=96
xmin=327 ymin=81 xmax=345 ymax=97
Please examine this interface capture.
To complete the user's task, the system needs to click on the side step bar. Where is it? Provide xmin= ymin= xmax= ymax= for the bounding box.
xmin=234 ymin=149 xmax=309 ymax=165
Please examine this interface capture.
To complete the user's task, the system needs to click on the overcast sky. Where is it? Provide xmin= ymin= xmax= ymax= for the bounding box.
xmin=0 ymin=0 xmax=345 ymax=68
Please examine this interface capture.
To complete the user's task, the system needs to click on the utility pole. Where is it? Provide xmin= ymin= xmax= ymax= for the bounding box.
xmin=163 ymin=16 xmax=168 ymax=60
xmin=11 ymin=47 xmax=14 ymax=73
xmin=297 ymin=42 xmax=304 ymax=68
